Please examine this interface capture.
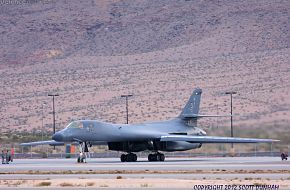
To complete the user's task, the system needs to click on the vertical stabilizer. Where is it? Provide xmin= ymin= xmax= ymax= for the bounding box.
xmin=179 ymin=88 xmax=202 ymax=119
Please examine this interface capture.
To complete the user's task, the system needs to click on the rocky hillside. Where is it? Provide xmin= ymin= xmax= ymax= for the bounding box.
xmin=0 ymin=0 xmax=289 ymax=144
xmin=1 ymin=0 xmax=289 ymax=66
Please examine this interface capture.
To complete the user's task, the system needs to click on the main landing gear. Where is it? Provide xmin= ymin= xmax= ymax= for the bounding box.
xmin=148 ymin=152 xmax=165 ymax=162
xmin=120 ymin=152 xmax=165 ymax=162
xmin=120 ymin=153 xmax=137 ymax=162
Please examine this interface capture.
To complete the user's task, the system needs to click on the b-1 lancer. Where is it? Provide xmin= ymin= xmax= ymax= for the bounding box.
xmin=21 ymin=88 xmax=278 ymax=162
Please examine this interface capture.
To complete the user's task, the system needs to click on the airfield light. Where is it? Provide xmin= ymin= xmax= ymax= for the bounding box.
xmin=48 ymin=94 xmax=59 ymax=135
xmin=121 ymin=94 xmax=133 ymax=124
xmin=225 ymin=91 xmax=237 ymax=149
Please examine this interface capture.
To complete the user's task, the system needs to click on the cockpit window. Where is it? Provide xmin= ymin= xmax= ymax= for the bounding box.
xmin=87 ymin=123 xmax=94 ymax=132
xmin=66 ymin=121 xmax=83 ymax=129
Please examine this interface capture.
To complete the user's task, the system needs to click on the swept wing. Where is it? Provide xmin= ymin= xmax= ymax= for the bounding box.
xmin=20 ymin=140 xmax=107 ymax=147
xmin=20 ymin=140 xmax=65 ymax=147
xmin=160 ymin=135 xmax=279 ymax=143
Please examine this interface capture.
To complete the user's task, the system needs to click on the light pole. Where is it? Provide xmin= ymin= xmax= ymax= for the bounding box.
xmin=41 ymin=103 xmax=46 ymax=141
xmin=48 ymin=94 xmax=59 ymax=135
xmin=225 ymin=91 xmax=237 ymax=149
xmin=121 ymin=94 xmax=133 ymax=124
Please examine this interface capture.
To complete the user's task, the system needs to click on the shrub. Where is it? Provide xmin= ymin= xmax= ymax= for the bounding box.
xmin=37 ymin=181 xmax=51 ymax=186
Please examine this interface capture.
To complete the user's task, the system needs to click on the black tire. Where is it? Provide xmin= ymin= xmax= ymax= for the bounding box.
xmin=156 ymin=154 xmax=161 ymax=161
xmin=126 ymin=154 xmax=131 ymax=162
xmin=77 ymin=157 xmax=80 ymax=163
xmin=121 ymin=154 xmax=126 ymax=162
xmin=160 ymin=154 xmax=165 ymax=162
xmin=133 ymin=154 xmax=137 ymax=162
xmin=153 ymin=154 xmax=157 ymax=161
xmin=127 ymin=154 xmax=133 ymax=162
xmin=153 ymin=154 xmax=158 ymax=161
xmin=127 ymin=153 xmax=137 ymax=162
xmin=148 ymin=154 xmax=153 ymax=162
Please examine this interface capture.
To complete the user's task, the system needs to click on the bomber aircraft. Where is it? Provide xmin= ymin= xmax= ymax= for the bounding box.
xmin=21 ymin=88 xmax=278 ymax=162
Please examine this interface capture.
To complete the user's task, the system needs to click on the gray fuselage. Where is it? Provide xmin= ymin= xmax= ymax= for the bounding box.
xmin=53 ymin=118 xmax=206 ymax=152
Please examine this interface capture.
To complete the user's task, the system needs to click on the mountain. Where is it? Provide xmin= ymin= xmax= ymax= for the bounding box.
xmin=0 ymin=0 xmax=289 ymax=143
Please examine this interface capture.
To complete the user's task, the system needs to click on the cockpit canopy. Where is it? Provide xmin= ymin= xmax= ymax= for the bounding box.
xmin=66 ymin=121 xmax=84 ymax=129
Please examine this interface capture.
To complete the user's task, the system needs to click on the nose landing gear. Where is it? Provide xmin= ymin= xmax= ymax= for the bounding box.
xmin=77 ymin=153 xmax=86 ymax=163
xmin=120 ymin=153 xmax=137 ymax=162
xmin=148 ymin=152 xmax=165 ymax=162
xmin=77 ymin=142 xmax=90 ymax=163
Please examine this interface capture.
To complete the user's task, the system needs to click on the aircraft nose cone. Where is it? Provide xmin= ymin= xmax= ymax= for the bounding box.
xmin=52 ymin=132 xmax=64 ymax=142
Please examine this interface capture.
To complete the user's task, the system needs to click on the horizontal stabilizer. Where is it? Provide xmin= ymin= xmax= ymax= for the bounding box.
xmin=160 ymin=135 xmax=279 ymax=143
xmin=182 ymin=114 xmax=233 ymax=119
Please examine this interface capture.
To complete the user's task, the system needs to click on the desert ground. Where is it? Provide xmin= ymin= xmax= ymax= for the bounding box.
xmin=0 ymin=178 xmax=288 ymax=189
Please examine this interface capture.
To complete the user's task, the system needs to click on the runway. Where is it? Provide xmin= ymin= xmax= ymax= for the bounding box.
xmin=1 ymin=156 xmax=289 ymax=172
xmin=0 ymin=157 xmax=289 ymax=189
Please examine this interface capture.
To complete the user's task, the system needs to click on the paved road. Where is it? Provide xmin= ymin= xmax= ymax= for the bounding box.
xmin=0 ymin=157 xmax=289 ymax=172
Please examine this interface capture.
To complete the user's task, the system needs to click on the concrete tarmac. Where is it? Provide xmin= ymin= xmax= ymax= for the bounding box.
xmin=0 ymin=156 xmax=289 ymax=172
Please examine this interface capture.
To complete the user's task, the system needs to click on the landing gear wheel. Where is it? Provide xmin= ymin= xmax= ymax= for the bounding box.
xmin=159 ymin=154 xmax=165 ymax=161
xmin=120 ymin=153 xmax=137 ymax=162
xmin=121 ymin=154 xmax=126 ymax=162
xmin=156 ymin=154 xmax=161 ymax=161
xmin=77 ymin=156 xmax=86 ymax=163
xmin=148 ymin=154 xmax=153 ymax=162
xmin=127 ymin=153 xmax=137 ymax=162
xmin=132 ymin=154 xmax=137 ymax=162
xmin=148 ymin=153 xmax=165 ymax=162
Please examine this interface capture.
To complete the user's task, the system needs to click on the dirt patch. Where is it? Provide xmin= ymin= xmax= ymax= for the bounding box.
xmin=0 ymin=178 xmax=288 ymax=188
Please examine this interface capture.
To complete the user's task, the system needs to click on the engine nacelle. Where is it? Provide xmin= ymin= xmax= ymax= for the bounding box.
xmin=108 ymin=141 xmax=148 ymax=152
xmin=157 ymin=141 xmax=202 ymax=151
xmin=108 ymin=141 xmax=202 ymax=152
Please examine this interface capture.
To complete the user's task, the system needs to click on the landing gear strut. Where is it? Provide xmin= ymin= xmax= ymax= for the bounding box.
xmin=148 ymin=152 xmax=165 ymax=162
xmin=77 ymin=142 xmax=89 ymax=163
xmin=120 ymin=153 xmax=137 ymax=162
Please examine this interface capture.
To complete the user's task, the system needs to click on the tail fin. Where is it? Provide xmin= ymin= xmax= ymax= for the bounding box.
xmin=179 ymin=88 xmax=202 ymax=119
